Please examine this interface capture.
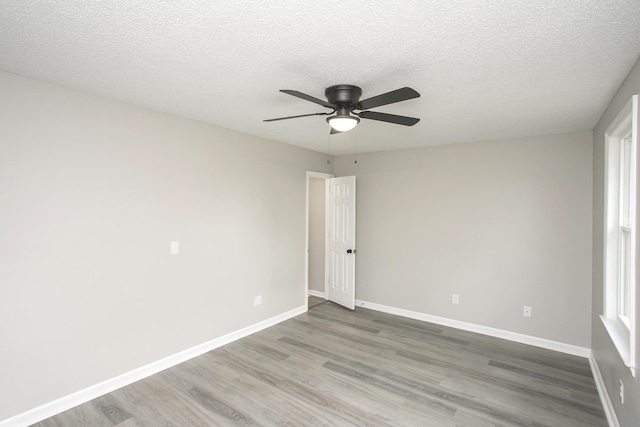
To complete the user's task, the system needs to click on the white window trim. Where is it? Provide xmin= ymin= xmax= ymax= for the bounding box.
xmin=601 ymin=94 xmax=638 ymax=377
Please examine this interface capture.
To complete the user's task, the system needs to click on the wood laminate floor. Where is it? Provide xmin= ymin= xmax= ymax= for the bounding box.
xmin=33 ymin=302 xmax=606 ymax=426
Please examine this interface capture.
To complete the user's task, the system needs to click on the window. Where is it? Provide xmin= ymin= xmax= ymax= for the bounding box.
xmin=619 ymin=129 xmax=633 ymax=329
xmin=602 ymin=95 xmax=638 ymax=376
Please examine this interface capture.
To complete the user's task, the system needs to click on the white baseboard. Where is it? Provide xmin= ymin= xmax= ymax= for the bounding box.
xmin=307 ymin=289 xmax=326 ymax=298
xmin=355 ymin=299 xmax=591 ymax=358
xmin=0 ymin=305 xmax=307 ymax=427
xmin=589 ymin=353 xmax=619 ymax=427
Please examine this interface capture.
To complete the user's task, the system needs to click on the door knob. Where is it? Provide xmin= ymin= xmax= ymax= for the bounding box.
xmin=347 ymin=249 xmax=357 ymax=254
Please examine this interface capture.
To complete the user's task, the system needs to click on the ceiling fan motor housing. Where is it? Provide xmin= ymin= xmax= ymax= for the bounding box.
xmin=325 ymin=85 xmax=362 ymax=111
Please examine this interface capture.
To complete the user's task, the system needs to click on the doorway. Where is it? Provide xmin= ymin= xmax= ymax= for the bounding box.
xmin=305 ymin=172 xmax=357 ymax=310
xmin=305 ymin=172 xmax=333 ymax=307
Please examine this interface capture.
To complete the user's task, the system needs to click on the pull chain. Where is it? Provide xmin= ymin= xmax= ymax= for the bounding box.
xmin=354 ymin=126 xmax=358 ymax=164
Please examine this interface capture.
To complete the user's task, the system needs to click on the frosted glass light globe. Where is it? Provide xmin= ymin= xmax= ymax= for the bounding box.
xmin=327 ymin=116 xmax=359 ymax=132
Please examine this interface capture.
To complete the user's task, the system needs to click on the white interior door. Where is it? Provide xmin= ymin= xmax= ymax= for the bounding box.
xmin=325 ymin=176 xmax=356 ymax=310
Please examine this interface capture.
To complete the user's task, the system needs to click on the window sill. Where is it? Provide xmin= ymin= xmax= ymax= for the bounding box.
xmin=600 ymin=315 xmax=636 ymax=377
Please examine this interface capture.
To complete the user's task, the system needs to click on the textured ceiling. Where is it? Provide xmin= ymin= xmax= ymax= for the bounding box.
xmin=1 ymin=1 xmax=639 ymax=155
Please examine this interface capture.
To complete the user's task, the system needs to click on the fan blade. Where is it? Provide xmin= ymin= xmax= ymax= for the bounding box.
xmin=358 ymin=111 xmax=420 ymax=126
xmin=280 ymin=90 xmax=335 ymax=109
xmin=264 ymin=112 xmax=331 ymax=122
xmin=358 ymin=87 xmax=420 ymax=110
xmin=330 ymin=127 xmax=342 ymax=135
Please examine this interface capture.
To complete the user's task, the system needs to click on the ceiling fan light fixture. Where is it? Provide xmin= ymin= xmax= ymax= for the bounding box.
xmin=327 ymin=115 xmax=360 ymax=132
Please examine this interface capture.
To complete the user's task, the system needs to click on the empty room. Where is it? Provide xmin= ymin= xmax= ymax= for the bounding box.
xmin=1 ymin=2 xmax=639 ymax=426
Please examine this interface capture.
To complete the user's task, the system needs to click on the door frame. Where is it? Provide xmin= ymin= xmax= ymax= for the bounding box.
xmin=305 ymin=171 xmax=333 ymax=307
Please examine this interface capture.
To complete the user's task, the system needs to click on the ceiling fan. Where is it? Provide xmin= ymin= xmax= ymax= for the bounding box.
xmin=264 ymin=85 xmax=420 ymax=134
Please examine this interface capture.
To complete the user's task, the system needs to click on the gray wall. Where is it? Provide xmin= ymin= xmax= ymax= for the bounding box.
xmin=334 ymin=132 xmax=593 ymax=347
xmin=308 ymin=178 xmax=325 ymax=293
xmin=0 ymin=71 xmax=331 ymax=420
xmin=592 ymin=56 xmax=640 ymax=427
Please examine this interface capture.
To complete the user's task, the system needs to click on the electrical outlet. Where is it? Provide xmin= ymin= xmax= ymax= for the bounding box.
xmin=452 ymin=294 xmax=459 ymax=304
xmin=523 ymin=306 xmax=532 ymax=317
xmin=170 ymin=241 xmax=179 ymax=254
xmin=619 ymin=380 xmax=624 ymax=404
xmin=254 ymin=296 xmax=262 ymax=306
